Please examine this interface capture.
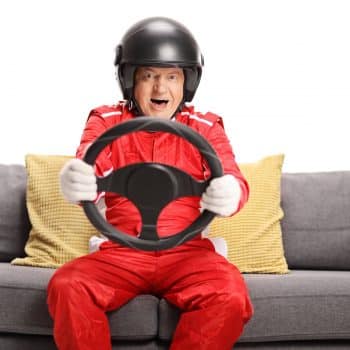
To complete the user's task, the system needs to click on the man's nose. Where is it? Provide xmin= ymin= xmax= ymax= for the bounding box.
xmin=153 ymin=77 xmax=167 ymax=93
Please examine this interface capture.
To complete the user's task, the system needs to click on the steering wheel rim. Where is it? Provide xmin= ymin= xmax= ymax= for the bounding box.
xmin=82 ymin=116 xmax=223 ymax=251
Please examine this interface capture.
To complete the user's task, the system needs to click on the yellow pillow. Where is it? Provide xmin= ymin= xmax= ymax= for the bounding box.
xmin=208 ymin=154 xmax=289 ymax=274
xmin=11 ymin=154 xmax=98 ymax=268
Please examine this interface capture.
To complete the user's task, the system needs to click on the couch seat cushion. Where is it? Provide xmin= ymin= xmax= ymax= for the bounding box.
xmin=0 ymin=264 xmax=159 ymax=340
xmin=241 ymin=270 xmax=350 ymax=342
xmin=0 ymin=264 xmax=55 ymax=335
xmin=109 ymin=295 xmax=159 ymax=341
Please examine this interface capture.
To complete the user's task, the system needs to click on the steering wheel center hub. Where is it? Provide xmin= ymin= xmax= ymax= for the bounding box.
xmin=127 ymin=164 xmax=177 ymax=207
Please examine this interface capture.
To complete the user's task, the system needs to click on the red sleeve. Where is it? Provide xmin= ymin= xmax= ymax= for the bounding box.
xmin=76 ymin=110 xmax=113 ymax=177
xmin=205 ymin=117 xmax=249 ymax=215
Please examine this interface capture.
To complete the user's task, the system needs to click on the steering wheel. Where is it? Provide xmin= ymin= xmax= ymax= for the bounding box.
xmin=82 ymin=116 xmax=223 ymax=251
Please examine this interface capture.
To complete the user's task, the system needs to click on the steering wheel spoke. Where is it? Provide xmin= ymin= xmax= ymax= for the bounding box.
xmin=139 ymin=225 xmax=159 ymax=241
xmin=96 ymin=172 xmax=125 ymax=195
xmin=168 ymin=167 xmax=210 ymax=198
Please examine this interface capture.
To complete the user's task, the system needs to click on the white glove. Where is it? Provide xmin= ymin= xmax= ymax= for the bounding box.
xmin=59 ymin=158 xmax=97 ymax=204
xmin=208 ymin=237 xmax=228 ymax=258
xmin=200 ymin=174 xmax=241 ymax=217
xmin=89 ymin=235 xmax=108 ymax=253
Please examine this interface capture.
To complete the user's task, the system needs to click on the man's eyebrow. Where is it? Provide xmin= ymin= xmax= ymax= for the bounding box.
xmin=138 ymin=68 xmax=182 ymax=74
xmin=167 ymin=70 xmax=181 ymax=75
xmin=139 ymin=68 xmax=156 ymax=73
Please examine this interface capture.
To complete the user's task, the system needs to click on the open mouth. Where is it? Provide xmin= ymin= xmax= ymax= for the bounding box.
xmin=151 ymin=98 xmax=169 ymax=106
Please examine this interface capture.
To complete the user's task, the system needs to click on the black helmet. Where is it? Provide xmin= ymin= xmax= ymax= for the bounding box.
xmin=114 ymin=17 xmax=204 ymax=103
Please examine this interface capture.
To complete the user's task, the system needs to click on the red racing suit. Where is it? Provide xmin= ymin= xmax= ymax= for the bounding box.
xmin=47 ymin=102 xmax=253 ymax=350
xmin=76 ymin=102 xmax=249 ymax=237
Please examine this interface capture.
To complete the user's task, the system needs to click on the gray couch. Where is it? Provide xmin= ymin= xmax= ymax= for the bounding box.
xmin=1 ymin=163 xmax=350 ymax=349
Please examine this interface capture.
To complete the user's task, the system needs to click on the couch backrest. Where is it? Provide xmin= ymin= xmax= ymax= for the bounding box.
xmin=281 ymin=171 xmax=350 ymax=270
xmin=2 ymin=163 xmax=350 ymax=271
xmin=0 ymin=164 xmax=31 ymax=262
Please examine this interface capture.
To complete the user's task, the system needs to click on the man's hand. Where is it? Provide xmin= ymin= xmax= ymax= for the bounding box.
xmin=59 ymin=158 xmax=97 ymax=204
xmin=200 ymin=174 xmax=241 ymax=217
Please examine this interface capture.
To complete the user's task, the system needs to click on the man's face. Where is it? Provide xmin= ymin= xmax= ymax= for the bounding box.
xmin=134 ymin=67 xmax=185 ymax=119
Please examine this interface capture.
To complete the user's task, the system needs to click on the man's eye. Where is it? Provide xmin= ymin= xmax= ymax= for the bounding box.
xmin=145 ymin=73 xmax=154 ymax=79
xmin=168 ymin=75 xmax=177 ymax=80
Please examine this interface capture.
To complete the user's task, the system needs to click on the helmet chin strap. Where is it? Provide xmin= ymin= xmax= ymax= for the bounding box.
xmin=173 ymin=99 xmax=185 ymax=119
xmin=127 ymin=98 xmax=142 ymax=116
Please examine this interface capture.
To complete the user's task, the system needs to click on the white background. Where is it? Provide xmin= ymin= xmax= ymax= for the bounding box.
xmin=0 ymin=0 xmax=349 ymax=172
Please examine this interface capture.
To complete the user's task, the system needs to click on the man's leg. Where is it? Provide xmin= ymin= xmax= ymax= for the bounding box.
xmin=158 ymin=239 xmax=253 ymax=350
xmin=47 ymin=243 xmax=154 ymax=350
